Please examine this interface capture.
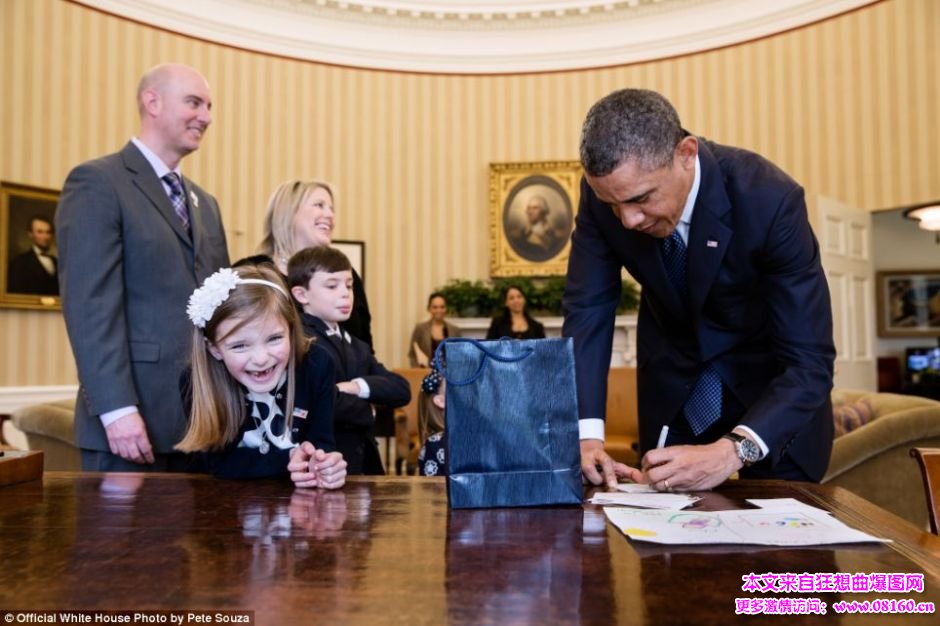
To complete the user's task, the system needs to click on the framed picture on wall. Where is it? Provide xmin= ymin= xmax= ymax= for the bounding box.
xmin=333 ymin=239 xmax=366 ymax=283
xmin=876 ymin=270 xmax=940 ymax=337
xmin=0 ymin=181 xmax=61 ymax=311
xmin=489 ymin=161 xmax=581 ymax=277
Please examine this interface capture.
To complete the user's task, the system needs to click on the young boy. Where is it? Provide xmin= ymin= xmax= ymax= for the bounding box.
xmin=287 ymin=247 xmax=411 ymax=475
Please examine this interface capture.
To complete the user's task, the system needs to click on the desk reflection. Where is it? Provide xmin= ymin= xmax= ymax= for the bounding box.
xmin=445 ymin=507 xmax=584 ymax=624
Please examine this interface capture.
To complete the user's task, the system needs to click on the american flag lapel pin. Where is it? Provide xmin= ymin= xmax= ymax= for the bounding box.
xmin=293 ymin=408 xmax=308 ymax=420
xmin=706 ymin=239 xmax=719 ymax=248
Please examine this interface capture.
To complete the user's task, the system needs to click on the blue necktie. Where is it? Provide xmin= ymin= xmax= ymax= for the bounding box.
xmin=661 ymin=230 xmax=722 ymax=435
xmin=661 ymin=230 xmax=688 ymax=300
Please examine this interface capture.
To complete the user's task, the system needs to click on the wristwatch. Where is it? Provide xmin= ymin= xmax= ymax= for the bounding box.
xmin=723 ymin=432 xmax=761 ymax=467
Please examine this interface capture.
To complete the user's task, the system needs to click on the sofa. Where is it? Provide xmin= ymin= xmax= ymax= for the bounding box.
xmin=822 ymin=389 xmax=940 ymax=530
xmin=9 ymin=398 xmax=81 ymax=471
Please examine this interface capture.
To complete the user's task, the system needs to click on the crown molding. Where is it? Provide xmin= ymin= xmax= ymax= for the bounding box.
xmin=73 ymin=0 xmax=878 ymax=74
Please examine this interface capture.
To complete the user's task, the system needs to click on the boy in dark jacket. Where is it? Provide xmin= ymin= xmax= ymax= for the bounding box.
xmin=287 ymin=247 xmax=410 ymax=474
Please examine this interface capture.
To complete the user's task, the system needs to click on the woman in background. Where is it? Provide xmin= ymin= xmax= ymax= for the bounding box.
xmin=485 ymin=285 xmax=545 ymax=340
xmin=259 ymin=180 xmax=373 ymax=349
xmin=408 ymin=292 xmax=460 ymax=443
xmin=408 ymin=292 xmax=460 ymax=368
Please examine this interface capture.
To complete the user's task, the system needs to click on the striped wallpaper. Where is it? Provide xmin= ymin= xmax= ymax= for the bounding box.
xmin=1 ymin=0 xmax=937 ymax=386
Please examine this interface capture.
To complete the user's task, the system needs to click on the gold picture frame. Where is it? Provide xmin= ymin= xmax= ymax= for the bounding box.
xmin=1 ymin=181 xmax=61 ymax=311
xmin=876 ymin=269 xmax=940 ymax=337
xmin=489 ymin=161 xmax=582 ymax=277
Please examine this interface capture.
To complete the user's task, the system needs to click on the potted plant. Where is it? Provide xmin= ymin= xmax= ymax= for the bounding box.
xmin=438 ymin=279 xmax=493 ymax=317
xmin=618 ymin=279 xmax=640 ymax=313
xmin=436 ymin=276 xmax=640 ymax=318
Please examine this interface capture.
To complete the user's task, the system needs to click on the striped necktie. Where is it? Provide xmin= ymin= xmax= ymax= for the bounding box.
xmin=162 ymin=172 xmax=190 ymax=230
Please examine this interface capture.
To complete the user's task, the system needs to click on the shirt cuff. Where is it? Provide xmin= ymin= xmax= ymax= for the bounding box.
xmin=579 ymin=418 xmax=605 ymax=441
xmin=100 ymin=405 xmax=137 ymax=427
xmin=353 ymin=378 xmax=370 ymax=399
xmin=734 ymin=425 xmax=769 ymax=460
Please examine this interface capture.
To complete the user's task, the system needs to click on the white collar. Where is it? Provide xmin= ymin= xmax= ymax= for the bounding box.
xmin=131 ymin=137 xmax=182 ymax=180
xmin=325 ymin=324 xmax=351 ymax=343
xmin=675 ymin=154 xmax=701 ymax=245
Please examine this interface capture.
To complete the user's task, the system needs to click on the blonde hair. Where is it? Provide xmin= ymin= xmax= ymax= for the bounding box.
xmin=176 ymin=265 xmax=310 ymax=452
xmin=258 ymin=180 xmax=334 ymax=264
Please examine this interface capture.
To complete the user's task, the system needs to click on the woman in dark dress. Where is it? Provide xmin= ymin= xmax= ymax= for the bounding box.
xmin=485 ymin=285 xmax=546 ymax=340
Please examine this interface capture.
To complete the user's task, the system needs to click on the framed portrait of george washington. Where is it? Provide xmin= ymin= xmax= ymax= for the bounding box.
xmin=489 ymin=161 xmax=581 ymax=277
xmin=1 ymin=181 xmax=61 ymax=311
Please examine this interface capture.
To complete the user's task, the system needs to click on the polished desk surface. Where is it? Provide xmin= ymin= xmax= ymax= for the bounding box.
xmin=1 ymin=474 xmax=939 ymax=625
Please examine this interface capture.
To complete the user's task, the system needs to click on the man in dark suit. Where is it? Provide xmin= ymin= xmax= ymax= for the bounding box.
xmin=564 ymin=89 xmax=835 ymax=490
xmin=57 ymin=63 xmax=230 ymax=471
xmin=7 ymin=216 xmax=58 ymax=295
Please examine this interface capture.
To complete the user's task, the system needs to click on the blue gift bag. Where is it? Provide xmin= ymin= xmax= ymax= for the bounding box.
xmin=435 ymin=337 xmax=583 ymax=508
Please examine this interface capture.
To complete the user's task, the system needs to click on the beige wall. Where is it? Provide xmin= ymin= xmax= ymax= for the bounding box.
xmin=1 ymin=0 xmax=938 ymax=386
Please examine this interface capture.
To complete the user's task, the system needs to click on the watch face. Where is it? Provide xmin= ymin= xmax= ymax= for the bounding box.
xmin=739 ymin=438 xmax=760 ymax=463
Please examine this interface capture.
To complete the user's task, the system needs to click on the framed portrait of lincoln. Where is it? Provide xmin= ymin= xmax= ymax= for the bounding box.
xmin=1 ymin=181 xmax=61 ymax=310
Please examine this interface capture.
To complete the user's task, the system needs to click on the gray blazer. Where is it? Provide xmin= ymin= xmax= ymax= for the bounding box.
xmin=408 ymin=319 xmax=461 ymax=367
xmin=57 ymin=142 xmax=230 ymax=454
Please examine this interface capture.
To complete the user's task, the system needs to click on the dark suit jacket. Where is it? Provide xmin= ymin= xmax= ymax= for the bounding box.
xmin=302 ymin=314 xmax=410 ymax=472
xmin=7 ymin=249 xmax=58 ymax=295
xmin=57 ymin=141 xmax=230 ymax=455
xmin=563 ymin=138 xmax=835 ymax=481
xmin=344 ymin=269 xmax=373 ymax=350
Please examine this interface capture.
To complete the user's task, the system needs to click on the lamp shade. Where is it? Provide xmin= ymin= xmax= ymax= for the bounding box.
xmin=903 ymin=204 xmax=940 ymax=231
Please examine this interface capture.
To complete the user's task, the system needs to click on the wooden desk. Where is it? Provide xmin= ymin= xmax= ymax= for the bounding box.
xmin=1 ymin=474 xmax=938 ymax=625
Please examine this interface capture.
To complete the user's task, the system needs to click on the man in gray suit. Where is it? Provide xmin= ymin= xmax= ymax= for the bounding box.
xmin=57 ymin=63 xmax=230 ymax=471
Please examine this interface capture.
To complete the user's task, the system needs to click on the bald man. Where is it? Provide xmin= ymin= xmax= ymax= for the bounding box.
xmin=57 ymin=63 xmax=230 ymax=471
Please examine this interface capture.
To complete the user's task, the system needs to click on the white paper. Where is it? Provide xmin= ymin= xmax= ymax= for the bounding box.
xmin=589 ymin=492 xmax=700 ymax=510
xmin=604 ymin=499 xmax=889 ymax=546
xmin=615 ymin=483 xmax=659 ymax=494
xmin=745 ymin=498 xmax=831 ymax=514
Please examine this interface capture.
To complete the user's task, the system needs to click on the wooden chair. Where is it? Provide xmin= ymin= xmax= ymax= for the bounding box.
xmin=909 ymin=447 xmax=940 ymax=535
xmin=393 ymin=368 xmax=428 ymax=474
xmin=604 ymin=367 xmax=639 ymax=466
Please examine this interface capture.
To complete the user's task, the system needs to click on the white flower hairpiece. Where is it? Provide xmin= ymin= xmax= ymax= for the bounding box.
xmin=187 ymin=268 xmax=287 ymax=328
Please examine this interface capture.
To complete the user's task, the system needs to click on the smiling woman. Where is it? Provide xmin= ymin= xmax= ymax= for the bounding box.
xmin=258 ymin=179 xmax=374 ymax=349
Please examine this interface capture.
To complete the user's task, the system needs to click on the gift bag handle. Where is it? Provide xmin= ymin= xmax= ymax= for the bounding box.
xmin=433 ymin=337 xmax=535 ymax=387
